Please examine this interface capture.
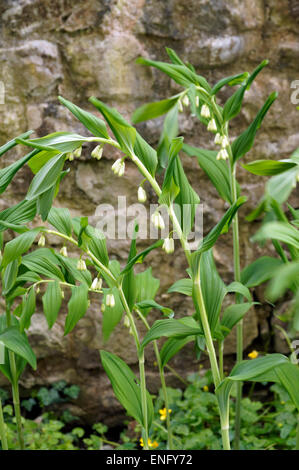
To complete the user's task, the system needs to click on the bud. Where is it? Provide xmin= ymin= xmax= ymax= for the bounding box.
xmin=178 ymin=100 xmax=184 ymax=113
xmin=207 ymin=118 xmax=217 ymax=132
xmin=91 ymin=277 xmax=102 ymax=290
xmin=61 ymin=290 xmax=65 ymax=299
xmin=214 ymin=133 xmax=222 ymax=145
xmin=123 ymin=315 xmax=130 ymax=328
xmin=106 ymin=294 xmax=115 ymax=308
xmin=101 ymin=303 xmax=105 ymax=312
xmin=73 ymin=146 xmax=82 ymax=158
xmin=151 ymin=211 xmax=165 ymax=230
xmin=137 ymin=186 xmax=147 ymax=203
xmin=162 ymin=237 xmax=174 ymax=254
xmin=38 ymin=234 xmax=46 ymax=247
xmin=216 ymin=148 xmax=229 ymax=161
xmin=112 ymin=158 xmax=125 ymax=177
xmin=195 ymin=95 xmax=200 ymax=107
xmin=91 ymin=145 xmax=103 ymax=160
xmin=182 ymin=95 xmax=189 ymax=107
xmin=77 ymin=259 xmax=87 ymax=271
xmin=36 ymin=287 xmax=40 ymax=294
xmin=66 ymin=152 xmax=74 ymax=161
xmin=200 ymin=104 xmax=210 ymax=119
xmin=221 ymin=135 xmax=229 ymax=148
xmin=60 ymin=246 xmax=68 ymax=257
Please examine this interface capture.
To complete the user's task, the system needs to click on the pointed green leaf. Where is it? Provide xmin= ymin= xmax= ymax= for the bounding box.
xmin=42 ymin=281 xmax=62 ymax=329
xmin=160 ymin=336 xmax=194 ymax=368
xmin=132 ymin=96 xmax=179 ymax=124
xmin=26 ymin=153 xmax=66 ymax=200
xmin=58 ymin=96 xmax=109 ymax=139
xmin=241 ymin=256 xmax=283 ymax=288
xmin=0 ymin=326 xmax=36 ymax=370
xmin=2 ymin=228 xmax=40 ymax=268
xmin=242 ymin=159 xmax=297 ymax=176
xmin=20 ymin=287 xmax=36 ymax=332
xmin=64 ymin=284 xmax=89 ymax=335
xmin=48 ymin=207 xmax=72 ymax=237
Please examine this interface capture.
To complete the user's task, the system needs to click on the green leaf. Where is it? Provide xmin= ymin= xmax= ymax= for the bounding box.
xmin=242 ymin=159 xmax=297 ymax=176
xmin=0 ymin=131 xmax=33 ymax=157
xmin=58 ymin=96 xmax=109 ymax=139
xmin=89 ymin=97 xmax=136 ymax=154
xmin=2 ymin=260 xmax=19 ymax=295
xmin=141 ymin=317 xmax=203 ymax=350
xmin=0 ymin=315 xmax=28 ymax=381
xmin=0 ymin=200 xmax=37 ymax=232
xmin=100 ymin=350 xmax=153 ymax=429
xmin=211 ymin=72 xmax=249 ymax=95
xmin=265 ymin=167 xmax=298 ymax=205
xmin=183 ymin=144 xmax=232 ymax=203
xmin=160 ymin=336 xmax=194 ymax=368
xmin=56 ymin=255 xmax=91 ymax=287
xmin=157 ymin=104 xmax=179 ymax=170
xmin=274 ymin=362 xmax=299 ymax=412
xmin=160 ymin=139 xmax=200 ymax=235
xmin=220 ymin=303 xmax=254 ymax=338
xmin=196 ymin=250 xmax=226 ymax=334
xmin=135 ymin=268 xmax=160 ymax=311
xmin=253 ymin=221 xmax=299 ymax=250
xmin=42 ymin=281 xmax=62 ymax=329
xmin=193 ymin=196 xmax=247 ymax=257
xmin=102 ymin=287 xmax=124 ymax=342
xmin=241 ymin=256 xmax=283 ymax=287
xmin=132 ymin=96 xmax=179 ymax=124
xmin=120 ymin=239 xmax=163 ymax=276
xmin=223 ymin=60 xmax=268 ymax=122
xmin=168 ymin=278 xmax=192 ymax=296
xmin=0 ymin=326 xmax=36 ymax=370
xmin=20 ymin=287 xmax=36 ymax=332
xmin=2 ymin=228 xmax=40 ymax=268
xmin=22 ymin=250 xmax=64 ymax=282
xmin=64 ymin=284 xmax=89 ymax=335
xmin=48 ymin=207 xmax=72 ymax=237
xmin=87 ymin=230 xmax=109 ymax=268
xmin=231 ymin=92 xmax=278 ymax=162
xmin=90 ymin=97 xmax=157 ymax=176
xmin=225 ymin=281 xmax=252 ymax=302
xmin=136 ymin=57 xmax=211 ymax=92
xmin=136 ymin=300 xmax=173 ymax=317
xmin=267 ymin=261 xmax=299 ymax=301
xmin=165 ymin=48 xmax=185 ymax=66
xmin=0 ymin=149 xmax=40 ymax=194
xmin=26 ymin=153 xmax=66 ymax=200
xmin=18 ymin=131 xmax=86 ymax=154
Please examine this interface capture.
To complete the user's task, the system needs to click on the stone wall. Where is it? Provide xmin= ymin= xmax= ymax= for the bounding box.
xmin=0 ymin=0 xmax=298 ymax=424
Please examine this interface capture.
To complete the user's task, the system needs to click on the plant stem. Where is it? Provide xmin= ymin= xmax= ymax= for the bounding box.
xmin=117 ymin=288 xmax=149 ymax=450
xmin=5 ymin=303 xmax=24 ymax=450
xmin=219 ymin=341 xmax=224 ymax=381
xmin=135 ymin=308 xmax=174 ymax=450
xmin=227 ymin=156 xmax=243 ymax=450
xmin=129 ymin=152 xmax=231 ymax=449
xmin=0 ymin=397 xmax=8 ymax=450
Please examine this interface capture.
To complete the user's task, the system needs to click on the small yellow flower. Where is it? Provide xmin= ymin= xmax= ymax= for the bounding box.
xmin=140 ymin=437 xmax=159 ymax=448
xmin=159 ymin=407 xmax=172 ymax=421
xmin=203 ymin=385 xmax=209 ymax=392
xmin=248 ymin=350 xmax=259 ymax=359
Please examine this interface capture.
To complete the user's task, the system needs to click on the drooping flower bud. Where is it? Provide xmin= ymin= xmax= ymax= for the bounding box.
xmin=182 ymin=95 xmax=189 ymax=107
xmin=221 ymin=135 xmax=229 ymax=148
xmin=178 ymin=100 xmax=184 ymax=113
xmin=77 ymin=258 xmax=87 ymax=271
xmin=60 ymin=246 xmax=68 ymax=257
xmin=151 ymin=211 xmax=165 ymax=230
xmin=66 ymin=152 xmax=75 ymax=161
xmin=91 ymin=145 xmax=103 ymax=160
xmin=207 ymin=118 xmax=217 ymax=132
xmin=123 ymin=315 xmax=130 ymax=328
xmin=214 ymin=133 xmax=222 ymax=145
xmin=216 ymin=148 xmax=229 ymax=161
xmin=195 ymin=96 xmax=200 ymax=107
xmin=106 ymin=294 xmax=115 ymax=308
xmin=162 ymin=237 xmax=174 ymax=254
xmin=138 ymin=186 xmax=147 ymax=203
xmin=91 ymin=277 xmax=102 ymax=290
xmin=38 ymin=234 xmax=46 ymax=247
xmin=111 ymin=158 xmax=125 ymax=177
xmin=200 ymin=104 xmax=211 ymax=119
xmin=73 ymin=146 xmax=82 ymax=158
